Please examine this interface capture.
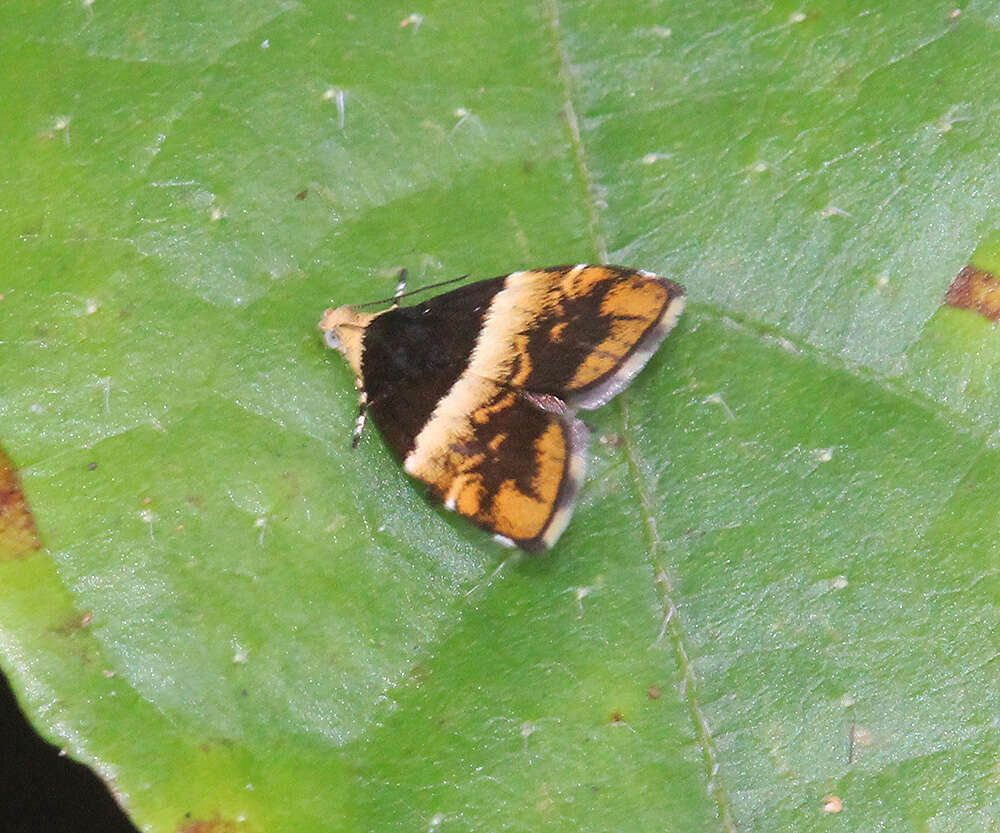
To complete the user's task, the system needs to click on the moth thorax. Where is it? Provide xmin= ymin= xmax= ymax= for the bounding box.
xmin=319 ymin=305 xmax=374 ymax=376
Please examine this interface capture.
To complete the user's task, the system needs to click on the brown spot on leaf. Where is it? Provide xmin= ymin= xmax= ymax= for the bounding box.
xmin=53 ymin=611 xmax=94 ymax=636
xmin=295 ymin=189 xmax=308 ymax=200
xmin=0 ymin=447 xmax=42 ymax=560
xmin=646 ymin=685 xmax=661 ymax=700
xmin=610 ymin=709 xmax=625 ymax=723
xmin=852 ymin=726 xmax=873 ymax=747
xmin=822 ymin=795 xmax=843 ymax=814
xmin=945 ymin=265 xmax=1000 ymax=321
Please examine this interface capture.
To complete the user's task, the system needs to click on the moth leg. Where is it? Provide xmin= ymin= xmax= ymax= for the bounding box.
xmin=351 ymin=385 xmax=369 ymax=449
xmin=390 ymin=269 xmax=408 ymax=309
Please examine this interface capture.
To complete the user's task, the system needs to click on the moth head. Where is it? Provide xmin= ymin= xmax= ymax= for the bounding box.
xmin=319 ymin=305 xmax=374 ymax=377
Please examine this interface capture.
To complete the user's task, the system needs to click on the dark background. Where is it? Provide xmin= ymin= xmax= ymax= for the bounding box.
xmin=1 ymin=670 xmax=138 ymax=833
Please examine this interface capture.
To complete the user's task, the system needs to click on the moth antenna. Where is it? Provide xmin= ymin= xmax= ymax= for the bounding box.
xmin=351 ymin=387 xmax=369 ymax=449
xmin=355 ymin=273 xmax=471 ymax=309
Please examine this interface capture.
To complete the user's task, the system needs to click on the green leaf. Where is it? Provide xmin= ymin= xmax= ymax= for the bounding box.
xmin=2 ymin=1 xmax=999 ymax=831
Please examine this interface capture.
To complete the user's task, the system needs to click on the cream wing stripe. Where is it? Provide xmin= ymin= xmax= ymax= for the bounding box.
xmin=404 ymin=271 xmax=545 ymax=477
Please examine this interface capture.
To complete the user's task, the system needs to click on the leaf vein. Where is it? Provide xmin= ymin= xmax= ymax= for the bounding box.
xmin=620 ymin=397 xmax=739 ymax=833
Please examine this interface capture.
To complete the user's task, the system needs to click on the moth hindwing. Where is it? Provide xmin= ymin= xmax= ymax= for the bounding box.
xmin=319 ymin=264 xmax=685 ymax=551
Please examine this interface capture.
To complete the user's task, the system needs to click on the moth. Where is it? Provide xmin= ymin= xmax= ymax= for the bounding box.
xmin=320 ymin=264 xmax=685 ymax=551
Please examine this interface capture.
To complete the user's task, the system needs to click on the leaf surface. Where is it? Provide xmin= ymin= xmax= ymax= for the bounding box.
xmin=1 ymin=2 xmax=999 ymax=831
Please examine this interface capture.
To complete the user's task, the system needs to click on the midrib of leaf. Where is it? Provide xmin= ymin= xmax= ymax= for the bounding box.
xmin=620 ymin=396 xmax=739 ymax=833
xmin=542 ymin=5 xmax=997 ymax=830
xmin=543 ymin=0 xmax=609 ymax=264
xmin=543 ymin=2 xmax=738 ymax=829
